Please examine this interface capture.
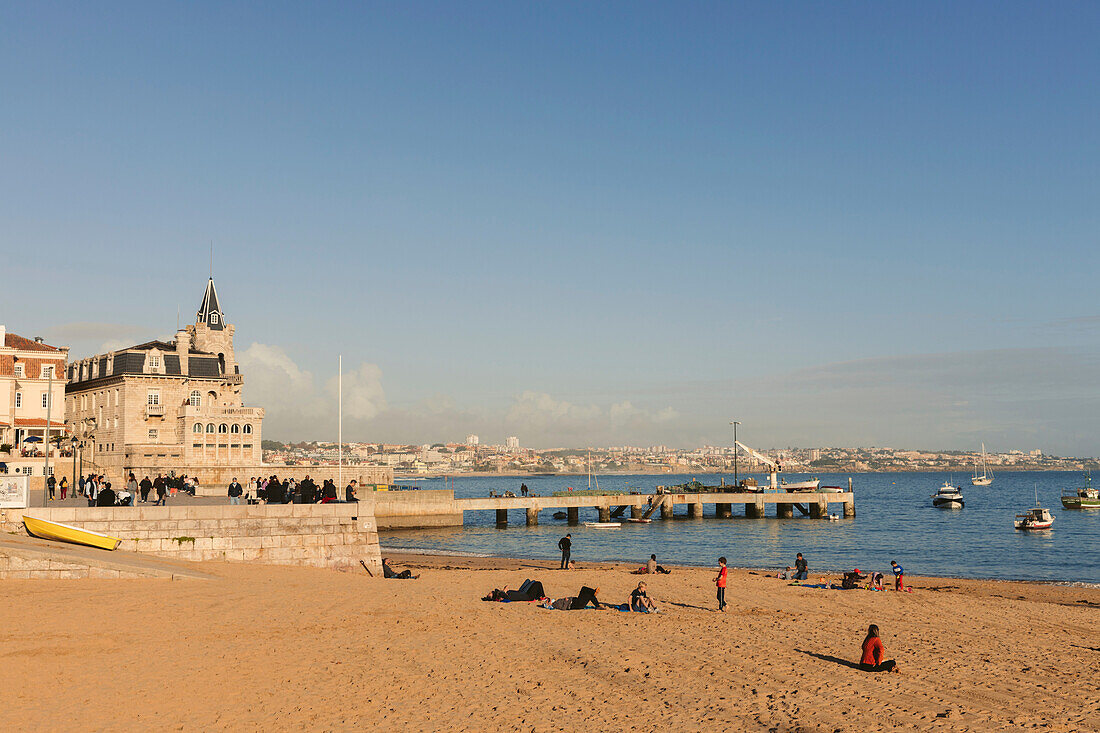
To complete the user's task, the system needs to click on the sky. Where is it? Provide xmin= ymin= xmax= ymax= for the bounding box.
xmin=2 ymin=3 xmax=1099 ymax=454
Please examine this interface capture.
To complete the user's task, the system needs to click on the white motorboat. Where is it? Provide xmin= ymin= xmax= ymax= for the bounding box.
xmin=932 ymin=481 xmax=964 ymax=508
xmin=584 ymin=522 xmax=621 ymax=529
xmin=624 ymin=518 xmax=652 ymax=524
xmin=971 ymin=443 xmax=994 ymax=486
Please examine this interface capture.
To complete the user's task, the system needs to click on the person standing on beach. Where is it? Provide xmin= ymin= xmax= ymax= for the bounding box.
xmin=859 ymin=624 xmax=898 ymax=673
xmin=795 ymin=553 xmax=808 ymax=580
xmin=715 ymin=557 xmax=728 ymax=612
xmin=558 ymin=534 xmax=572 ymax=569
xmin=891 ymin=561 xmax=904 ymax=591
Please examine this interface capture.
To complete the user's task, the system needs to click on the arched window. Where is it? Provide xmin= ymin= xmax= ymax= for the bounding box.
xmin=192 ymin=423 xmax=202 ymax=434
xmin=243 ymin=424 xmax=253 ymax=434
xmin=210 ymin=313 xmax=219 ymax=325
xmin=218 ymin=424 xmax=228 ymax=434
xmin=189 ymin=391 xmax=201 ymax=407
xmin=206 ymin=423 xmax=215 ymax=433
xmin=230 ymin=424 xmax=240 ymax=434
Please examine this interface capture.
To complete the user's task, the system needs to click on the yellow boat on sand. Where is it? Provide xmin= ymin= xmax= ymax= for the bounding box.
xmin=23 ymin=516 xmax=122 ymax=551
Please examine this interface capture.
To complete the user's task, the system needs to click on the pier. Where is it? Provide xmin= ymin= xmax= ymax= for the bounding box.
xmin=372 ymin=489 xmax=854 ymax=529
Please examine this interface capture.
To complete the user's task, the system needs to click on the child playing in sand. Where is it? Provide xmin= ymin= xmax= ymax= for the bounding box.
xmin=859 ymin=624 xmax=898 ymax=673
xmin=891 ymin=561 xmax=904 ymax=591
xmin=715 ymin=557 xmax=728 ymax=612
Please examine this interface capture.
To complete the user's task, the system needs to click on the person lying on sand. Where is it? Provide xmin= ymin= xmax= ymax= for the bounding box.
xmin=382 ymin=558 xmax=418 ymax=580
xmin=859 ymin=624 xmax=898 ymax=673
xmin=630 ymin=582 xmax=659 ymax=613
xmin=482 ymin=579 xmax=547 ymax=602
xmin=540 ymin=586 xmax=604 ymax=610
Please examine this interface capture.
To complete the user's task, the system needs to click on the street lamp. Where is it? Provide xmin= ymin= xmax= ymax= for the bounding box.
xmin=730 ymin=421 xmax=740 ymax=488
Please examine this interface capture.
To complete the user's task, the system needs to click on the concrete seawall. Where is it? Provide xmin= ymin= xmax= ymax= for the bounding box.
xmin=1 ymin=502 xmax=382 ymax=573
xmin=373 ymin=489 xmax=463 ymax=529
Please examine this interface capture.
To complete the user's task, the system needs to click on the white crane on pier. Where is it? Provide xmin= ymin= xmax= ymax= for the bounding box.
xmin=735 ymin=440 xmax=782 ymax=490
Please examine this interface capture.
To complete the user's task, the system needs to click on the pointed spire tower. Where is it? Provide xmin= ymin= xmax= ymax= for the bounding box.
xmin=196 ymin=278 xmax=225 ymax=330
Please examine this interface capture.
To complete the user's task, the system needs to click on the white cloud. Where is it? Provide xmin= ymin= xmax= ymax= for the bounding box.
xmin=325 ymin=362 xmax=386 ymax=421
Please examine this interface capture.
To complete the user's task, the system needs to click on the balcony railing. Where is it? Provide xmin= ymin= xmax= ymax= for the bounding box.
xmin=145 ymin=404 xmax=165 ymax=418
xmin=180 ymin=406 xmax=264 ymax=418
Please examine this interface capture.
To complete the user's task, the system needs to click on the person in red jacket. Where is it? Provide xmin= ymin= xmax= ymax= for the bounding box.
xmin=859 ymin=624 xmax=898 ymax=673
xmin=714 ymin=557 xmax=728 ymax=612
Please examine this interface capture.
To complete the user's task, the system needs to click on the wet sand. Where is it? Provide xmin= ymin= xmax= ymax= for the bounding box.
xmin=1 ymin=553 xmax=1098 ymax=731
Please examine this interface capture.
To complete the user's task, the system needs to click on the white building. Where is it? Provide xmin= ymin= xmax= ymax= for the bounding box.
xmin=465 ymin=434 xmax=479 ymax=446
xmin=505 ymin=435 xmax=520 ymax=451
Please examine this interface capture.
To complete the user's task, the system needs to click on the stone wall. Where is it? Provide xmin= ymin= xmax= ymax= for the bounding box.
xmin=372 ymin=489 xmax=463 ymax=528
xmin=2 ymin=502 xmax=382 ymax=573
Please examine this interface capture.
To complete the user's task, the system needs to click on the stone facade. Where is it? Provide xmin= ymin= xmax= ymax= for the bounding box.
xmin=65 ymin=279 xmax=264 ymax=479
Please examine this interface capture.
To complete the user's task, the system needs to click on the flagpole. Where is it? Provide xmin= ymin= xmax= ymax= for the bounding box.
xmin=44 ymin=369 xmax=52 ymax=506
xmin=338 ymin=355 xmax=343 ymax=494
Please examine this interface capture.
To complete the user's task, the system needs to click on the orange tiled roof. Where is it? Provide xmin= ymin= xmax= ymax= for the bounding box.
xmin=4 ymin=332 xmax=62 ymax=352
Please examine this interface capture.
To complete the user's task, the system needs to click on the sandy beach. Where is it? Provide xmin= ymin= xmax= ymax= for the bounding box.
xmin=2 ymin=553 xmax=1098 ymax=732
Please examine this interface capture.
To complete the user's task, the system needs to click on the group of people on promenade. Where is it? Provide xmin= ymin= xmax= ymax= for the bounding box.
xmin=242 ymin=475 xmax=359 ymax=505
xmin=68 ymin=473 xmax=169 ymax=506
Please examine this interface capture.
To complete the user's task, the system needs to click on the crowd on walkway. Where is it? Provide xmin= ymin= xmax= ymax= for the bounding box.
xmin=243 ymin=475 xmax=359 ymax=505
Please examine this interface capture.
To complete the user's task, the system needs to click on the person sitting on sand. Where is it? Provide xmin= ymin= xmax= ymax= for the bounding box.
xmin=867 ymin=572 xmax=885 ymax=590
xmin=382 ymin=558 xmax=418 ymax=580
xmin=841 ymin=569 xmax=867 ymax=590
xmin=794 ymin=553 xmax=808 ymax=580
xmin=630 ymin=582 xmax=658 ymax=613
xmin=859 ymin=624 xmax=898 ymax=673
xmin=778 ymin=566 xmax=795 ymax=580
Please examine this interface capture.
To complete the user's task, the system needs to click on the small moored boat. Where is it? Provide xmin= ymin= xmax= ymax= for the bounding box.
xmin=1061 ymin=472 xmax=1100 ymax=510
xmin=932 ymin=482 xmax=964 ymax=508
xmin=625 ymin=518 xmax=652 ymax=524
xmin=23 ymin=516 xmax=122 ymax=551
xmin=583 ymin=522 xmax=622 ymax=529
xmin=781 ymin=478 xmax=820 ymax=492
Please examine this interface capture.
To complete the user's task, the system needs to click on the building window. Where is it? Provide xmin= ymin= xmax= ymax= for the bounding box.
xmin=149 ymin=355 xmax=161 ymax=368
xmin=147 ymin=391 xmax=160 ymax=406
xmin=218 ymin=424 xmax=228 ymax=434
xmin=14 ymin=392 xmax=22 ymax=409
xmin=13 ymin=364 xmax=24 ymax=378
xmin=42 ymin=365 xmax=54 ymax=379
xmin=210 ymin=313 xmax=219 ymax=325
xmin=206 ymin=423 xmax=215 ymax=433
xmin=243 ymin=424 xmax=253 ymax=434
xmin=148 ymin=429 xmax=158 ymax=440
xmin=243 ymin=444 xmax=252 ymax=450
xmin=189 ymin=390 xmax=201 ymax=407
xmin=193 ymin=423 xmax=203 ymax=434
xmin=230 ymin=424 xmax=240 ymax=434
xmin=41 ymin=393 xmax=51 ymax=409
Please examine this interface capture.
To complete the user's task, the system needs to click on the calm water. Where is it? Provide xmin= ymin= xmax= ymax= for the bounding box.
xmin=381 ymin=472 xmax=1100 ymax=584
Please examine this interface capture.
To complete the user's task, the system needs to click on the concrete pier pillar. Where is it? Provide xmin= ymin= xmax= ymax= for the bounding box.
xmin=688 ymin=502 xmax=703 ymax=518
xmin=496 ymin=509 xmax=508 ymax=525
xmin=716 ymin=503 xmax=732 ymax=518
xmin=777 ymin=503 xmax=793 ymax=519
xmin=808 ymin=502 xmax=822 ymax=519
xmin=745 ymin=503 xmax=760 ymax=518
xmin=659 ymin=499 xmax=672 ymax=519
xmin=755 ymin=496 xmax=766 ymax=519
xmin=630 ymin=504 xmax=642 ymax=519
xmin=526 ymin=507 xmax=539 ymax=526
xmin=598 ymin=506 xmax=611 ymax=523
xmin=843 ymin=499 xmax=856 ymax=518
xmin=567 ymin=507 xmax=579 ymax=524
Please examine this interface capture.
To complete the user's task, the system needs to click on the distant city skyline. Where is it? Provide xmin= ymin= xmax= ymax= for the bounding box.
xmin=4 ymin=4 xmax=1099 ymax=454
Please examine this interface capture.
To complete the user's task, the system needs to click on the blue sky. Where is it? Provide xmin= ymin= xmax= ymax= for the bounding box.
xmin=3 ymin=3 xmax=1099 ymax=453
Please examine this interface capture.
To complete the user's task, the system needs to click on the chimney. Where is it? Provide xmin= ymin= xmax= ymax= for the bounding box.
xmin=34 ymin=336 xmax=44 ymax=343
xmin=176 ymin=329 xmax=190 ymax=376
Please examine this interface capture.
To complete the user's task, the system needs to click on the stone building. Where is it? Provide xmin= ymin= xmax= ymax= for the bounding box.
xmin=65 ymin=278 xmax=264 ymax=478
xmin=0 ymin=326 xmax=69 ymax=461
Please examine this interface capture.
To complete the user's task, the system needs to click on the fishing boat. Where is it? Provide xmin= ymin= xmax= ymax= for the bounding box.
xmin=1061 ymin=471 xmax=1100 ymax=509
xmin=23 ymin=516 xmax=122 ymax=551
xmin=781 ymin=478 xmax=820 ymax=491
xmin=931 ymin=481 xmax=964 ymax=508
xmin=1015 ymin=489 xmax=1054 ymax=530
xmin=625 ymin=517 xmax=652 ymax=524
xmin=971 ymin=443 xmax=994 ymax=486
xmin=584 ymin=522 xmax=621 ymax=529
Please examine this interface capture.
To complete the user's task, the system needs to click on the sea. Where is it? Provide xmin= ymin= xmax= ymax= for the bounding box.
xmin=380 ymin=471 xmax=1100 ymax=585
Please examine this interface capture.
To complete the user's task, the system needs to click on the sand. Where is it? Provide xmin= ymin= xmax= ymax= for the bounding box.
xmin=2 ymin=554 xmax=1098 ymax=732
